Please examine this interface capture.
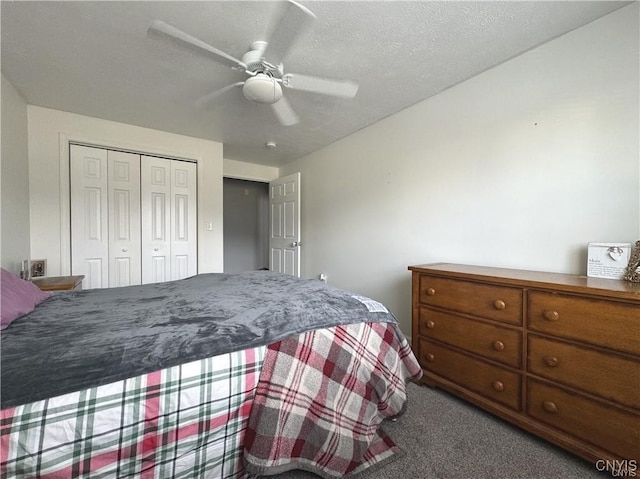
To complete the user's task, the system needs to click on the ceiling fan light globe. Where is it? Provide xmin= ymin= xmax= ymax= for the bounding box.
xmin=242 ymin=75 xmax=283 ymax=104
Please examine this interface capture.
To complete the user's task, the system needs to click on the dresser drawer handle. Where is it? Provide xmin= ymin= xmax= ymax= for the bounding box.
xmin=544 ymin=356 xmax=559 ymax=367
xmin=493 ymin=299 xmax=506 ymax=310
xmin=542 ymin=401 xmax=558 ymax=414
xmin=426 ymin=288 xmax=436 ymax=296
xmin=543 ymin=310 xmax=559 ymax=321
xmin=425 ymin=353 xmax=435 ymax=362
xmin=492 ymin=381 xmax=504 ymax=392
xmin=492 ymin=340 xmax=505 ymax=351
xmin=426 ymin=320 xmax=435 ymax=329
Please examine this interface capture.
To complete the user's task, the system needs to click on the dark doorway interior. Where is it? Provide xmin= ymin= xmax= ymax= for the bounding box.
xmin=223 ymin=178 xmax=269 ymax=273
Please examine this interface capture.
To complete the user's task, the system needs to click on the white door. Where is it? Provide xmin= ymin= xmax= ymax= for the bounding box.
xmin=141 ymin=156 xmax=198 ymax=283
xmin=141 ymin=156 xmax=171 ymax=284
xmin=269 ymin=172 xmax=301 ymax=276
xmin=72 ymin=147 xmax=142 ymax=289
xmin=72 ymin=147 xmax=197 ymax=288
xmin=108 ymin=151 xmax=141 ymax=287
xmin=170 ymin=160 xmax=197 ymax=280
xmin=70 ymin=145 xmax=109 ymax=289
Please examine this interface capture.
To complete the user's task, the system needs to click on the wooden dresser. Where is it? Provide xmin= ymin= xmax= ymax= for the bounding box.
xmin=409 ymin=263 xmax=640 ymax=465
xmin=31 ymin=275 xmax=85 ymax=291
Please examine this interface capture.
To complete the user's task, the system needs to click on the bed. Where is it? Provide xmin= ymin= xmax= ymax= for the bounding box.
xmin=1 ymin=270 xmax=422 ymax=478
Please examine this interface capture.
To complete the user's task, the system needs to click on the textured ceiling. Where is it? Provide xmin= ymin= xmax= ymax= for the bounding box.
xmin=1 ymin=1 xmax=630 ymax=167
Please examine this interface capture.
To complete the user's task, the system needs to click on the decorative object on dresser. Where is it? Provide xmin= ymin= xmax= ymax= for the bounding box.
xmin=29 ymin=259 xmax=46 ymax=278
xmin=624 ymin=240 xmax=640 ymax=283
xmin=31 ymin=275 xmax=85 ymax=292
xmin=587 ymin=242 xmax=631 ymax=280
xmin=20 ymin=260 xmax=30 ymax=280
xmin=409 ymin=263 xmax=640 ymax=466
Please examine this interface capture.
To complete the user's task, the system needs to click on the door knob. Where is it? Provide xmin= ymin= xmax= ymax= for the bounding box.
xmin=291 ymin=241 xmax=302 ymax=247
xmin=154 ymin=248 xmax=159 ymax=252
xmin=121 ymin=248 xmax=128 ymax=252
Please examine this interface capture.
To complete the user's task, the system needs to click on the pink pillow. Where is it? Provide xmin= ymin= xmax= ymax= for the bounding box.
xmin=1 ymin=268 xmax=52 ymax=330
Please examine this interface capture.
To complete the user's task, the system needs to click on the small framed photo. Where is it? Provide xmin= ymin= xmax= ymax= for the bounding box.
xmin=29 ymin=259 xmax=46 ymax=278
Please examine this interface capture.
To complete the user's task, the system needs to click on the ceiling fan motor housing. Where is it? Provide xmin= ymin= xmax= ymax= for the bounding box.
xmin=242 ymin=41 xmax=268 ymax=71
xmin=243 ymin=74 xmax=283 ymax=104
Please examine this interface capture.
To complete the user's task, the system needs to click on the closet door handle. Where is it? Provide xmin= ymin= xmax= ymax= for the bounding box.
xmin=122 ymin=248 xmax=128 ymax=252
xmin=153 ymin=248 xmax=159 ymax=252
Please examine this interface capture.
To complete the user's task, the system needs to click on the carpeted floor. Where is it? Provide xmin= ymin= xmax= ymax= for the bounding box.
xmin=269 ymin=382 xmax=608 ymax=478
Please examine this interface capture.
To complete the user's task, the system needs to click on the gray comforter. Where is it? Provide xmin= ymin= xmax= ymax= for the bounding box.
xmin=1 ymin=271 xmax=397 ymax=408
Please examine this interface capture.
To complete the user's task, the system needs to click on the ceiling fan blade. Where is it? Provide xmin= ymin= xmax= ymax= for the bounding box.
xmin=148 ymin=20 xmax=246 ymax=70
xmin=196 ymin=82 xmax=244 ymax=108
xmin=281 ymin=73 xmax=359 ymax=98
xmin=264 ymin=1 xmax=316 ymax=64
xmin=271 ymin=96 xmax=300 ymax=126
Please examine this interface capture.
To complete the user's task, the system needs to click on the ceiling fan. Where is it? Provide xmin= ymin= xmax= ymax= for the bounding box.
xmin=148 ymin=1 xmax=359 ymax=126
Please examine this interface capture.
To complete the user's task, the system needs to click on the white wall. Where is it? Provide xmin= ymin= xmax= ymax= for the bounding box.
xmin=27 ymin=106 xmax=225 ymax=276
xmin=1 ymin=74 xmax=31 ymax=273
xmin=281 ymin=4 xmax=640 ymax=336
xmin=223 ymin=158 xmax=279 ymax=182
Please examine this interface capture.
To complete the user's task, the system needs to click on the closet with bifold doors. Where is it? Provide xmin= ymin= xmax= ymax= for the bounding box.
xmin=70 ymin=144 xmax=197 ymax=289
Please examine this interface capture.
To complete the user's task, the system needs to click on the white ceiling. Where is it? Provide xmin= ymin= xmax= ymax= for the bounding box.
xmin=1 ymin=1 xmax=629 ymax=167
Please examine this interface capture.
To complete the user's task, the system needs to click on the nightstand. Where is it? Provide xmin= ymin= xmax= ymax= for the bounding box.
xmin=31 ymin=275 xmax=85 ymax=291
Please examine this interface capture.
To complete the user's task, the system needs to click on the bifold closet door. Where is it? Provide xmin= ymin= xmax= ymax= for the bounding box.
xmin=70 ymin=145 xmax=141 ymax=289
xmin=141 ymin=156 xmax=197 ymax=284
xmin=108 ymin=151 xmax=141 ymax=286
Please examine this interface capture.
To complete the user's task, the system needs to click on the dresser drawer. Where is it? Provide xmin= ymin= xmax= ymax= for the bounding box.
xmin=528 ymin=290 xmax=640 ymax=355
xmin=528 ymin=335 xmax=640 ymax=409
xmin=527 ymin=379 xmax=640 ymax=461
xmin=419 ymin=307 xmax=522 ymax=368
xmin=419 ymin=275 xmax=522 ymax=325
xmin=418 ymin=338 xmax=521 ymax=410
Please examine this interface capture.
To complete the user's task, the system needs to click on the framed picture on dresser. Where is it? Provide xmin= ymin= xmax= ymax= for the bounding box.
xmin=29 ymin=259 xmax=46 ymax=278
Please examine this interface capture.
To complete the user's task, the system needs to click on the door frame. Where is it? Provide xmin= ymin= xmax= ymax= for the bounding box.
xmin=59 ymin=135 xmax=203 ymax=275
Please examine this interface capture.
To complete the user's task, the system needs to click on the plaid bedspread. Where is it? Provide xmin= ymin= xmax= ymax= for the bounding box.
xmin=243 ymin=322 xmax=422 ymax=478
xmin=1 ymin=347 xmax=265 ymax=479
xmin=2 ymin=323 xmax=420 ymax=479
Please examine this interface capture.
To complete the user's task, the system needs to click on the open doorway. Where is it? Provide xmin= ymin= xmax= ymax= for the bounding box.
xmin=223 ymin=178 xmax=269 ymax=273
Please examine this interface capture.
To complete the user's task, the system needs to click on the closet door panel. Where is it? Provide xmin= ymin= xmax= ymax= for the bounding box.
xmin=72 ymin=148 xmax=197 ymax=288
xmin=70 ymin=145 xmax=109 ymax=289
xmin=171 ymin=161 xmax=197 ymax=280
xmin=108 ymin=151 xmax=141 ymax=287
xmin=141 ymin=156 xmax=171 ymax=284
